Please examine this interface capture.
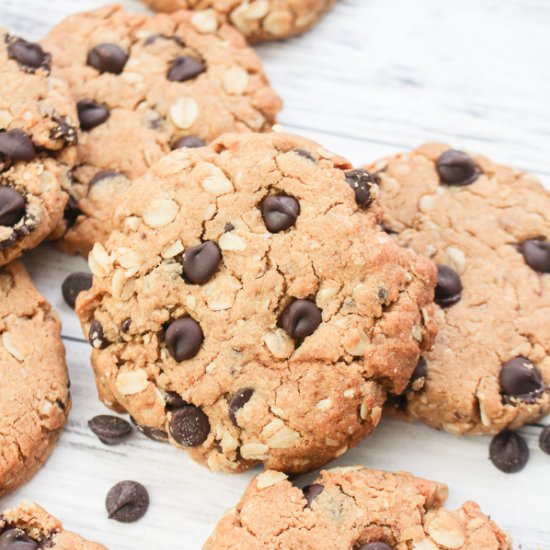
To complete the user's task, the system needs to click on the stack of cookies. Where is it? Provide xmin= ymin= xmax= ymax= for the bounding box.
xmin=0 ymin=2 xmax=548 ymax=549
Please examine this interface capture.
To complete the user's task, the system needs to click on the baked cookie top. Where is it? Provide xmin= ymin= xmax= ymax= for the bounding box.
xmin=0 ymin=29 xmax=77 ymax=266
xmin=0 ymin=263 xmax=70 ymax=496
xmin=76 ymin=132 xmax=437 ymax=474
xmin=142 ymin=0 xmax=337 ymax=42
xmin=0 ymin=501 xmax=105 ymax=549
xmin=204 ymin=466 xmax=511 ymax=549
xmin=372 ymin=143 xmax=550 ymax=434
xmin=42 ymin=4 xmax=282 ymax=255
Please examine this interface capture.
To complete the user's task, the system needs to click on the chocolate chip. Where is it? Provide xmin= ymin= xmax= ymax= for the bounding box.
xmin=164 ymin=391 xmax=188 ymax=410
xmin=386 ymin=392 xmax=407 ymax=411
xmin=167 ymin=56 xmax=205 ymax=82
xmin=169 ymin=405 xmax=210 ymax=446
xmin=435 ymin=265 xmax=462 ymax=307
xmin=518 ymin=239 xmax=550 ymax=273
xmin=229 ymin=388 xmax=254 ymax=425
xmin=409 ymin=357 xmax=427 ymax=391
xmin=77 ymin=99 xmax=110 ymax=131
xmin=261 ymin=195 xmax=300 ymax=233
xmin=279 ymin=299 xmax=322 ymax=339
xmin=89 ymin=415 xmax=132 ymax=445
xmin=131 ymin=417 xmax=169 ymax=442
xmin=105 ymin=480 xmax=149 ymax=522
xmin=89 ymin=170 xmax=124 ymax=188
xmin=539 ymin=425 xmax=550 ymax=455
xmin=345 ymin=169 xmax=377 ymax=208
xmin=172 ymin=136 xmax=206 ymax=149
xmin=0 ymin=528 xmax=38 ymax=550
xmin=50 ymin=115 xmax=78 ymax=144
xmin=499 ymin=357 xmax=543 ymax=400
xmin=61 ymin=272 xmax=92 ymax=309
xmin=7 ymin=36 xmax=50 ymax=71
xmin=121 ymin=318 xmax=132 ymax=333
xmin=87 ymin=43 xmax=128 ymax=74
xmin=89 ymin=319 xmax=109 ymax=349
xmin=63 ymin=195 xmax=82 ymax=228
xmin=182 ymin=241 xmax=222 ymax=284
xmin=143 ymin=34 xmax=185 ymax=47
xmin=0 ymin=129 xmax=36 ymax=161
xmin=489 ymin=430 xmax=529 ymax=473
xmin=355 ymin=543 xmax=393 ymax=550
xmin=380 ymin=223 xmax=398 ymax=235
xmin=436 ymin=149 xmax=479 ymax=186
xmin=302 ymin=483 xmax=324 ymax=506
xmin=165 ymin=317 xmax=204 ymax=361
xmin=0 ymin=186 xmax=25 ymax=227
xmin=294 ymin=148 xmax=316 ymax=161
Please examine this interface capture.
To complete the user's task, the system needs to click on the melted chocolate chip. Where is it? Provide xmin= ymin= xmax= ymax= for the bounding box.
xmin=165 ymin=317 xmax=204 ymax=361
xmin=89 ymin=415 xmax=132 ymax=445
xmin=294 ymin=148 xmax=316 ymax=161
xmin=436 ymin=150 xmax=479 ymax=186
xmin=89 ymin=319 xmax=109 ymax=349
xmin=6 ymin=36 xmax=50 ymax=72
xmin=87 ymin=43 xmax=128 ymax=74
xmin=169 ymin=405 xmax=210 ymax=446
xmin=0 ymin=129 xmax=36 ymax=161
xmin=0 ymin=528 xmax=38 ymax=550
xmin=518 ymin=239 xmax=550 ymax=273
xmin=172 ymin=136 xmax=206 ymax=149
xmin=61 ymin=271 xmax=92 ymax=309
xmin=77 ymin=100 xmax=110 ymax=131
xmin=229 ymin=388 xmax=254 ymax=425
xmin=489 ymin=430 xmax=529 ymax=473
xmin=499 ymin=357 xmax=543 ymax=400
xmin=435 ymin=265 xmax=462 ymax=307
xmin=539 ymin=425 xmax=550 ymax=455
xmin=106 ymin=480 xmax=149 ymax=522
xmin=302 ymin=483 xmax=324 ymax=506
xmin=261 ymin=195 xmax=300 ymax=233
xmin=167 ymin=56 xmax=206 ymax=82
xmin=0 ymin=186 xmax=25 ymax=227
xmin=345 ymin=169 xmax=377 ymax=208
xmin=279 ymin=299 xmax=322 ymax=339
xmin=182 ymin=241 xmax=222 ymax=284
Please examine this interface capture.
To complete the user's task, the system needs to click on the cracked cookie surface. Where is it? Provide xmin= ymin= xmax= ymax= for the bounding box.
xmin=0 ymin=263 xmax=70 ymax=496
xmin=204 ymin=466 xmax=511 ymax=549
xmin=0 ymin=501 xmax=105 ymax=549
xmin=76 ymin=132 xmax=436 ymax=474
xmin=42 ymin=4 xmax=282 ymax=256
xmin=0 ymin=29 xmax=77 ymax=266
xmin=372 ymin=143 xmax=550 ymax=434
xmin=142 ymin=0 xmax=337 ymax=42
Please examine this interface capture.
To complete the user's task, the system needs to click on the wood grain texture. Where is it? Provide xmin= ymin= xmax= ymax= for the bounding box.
xmin=0 ymin=0 xmax=549 ymax=548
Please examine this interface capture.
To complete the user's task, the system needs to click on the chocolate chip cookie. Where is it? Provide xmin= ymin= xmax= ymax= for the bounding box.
xmin=142 ymin=0 xmax=337 ymax=42
xmin=0 ymin=501 xmax=105 ymax=549
xmin=76 ymin=132 xmax=437 ymax=474
xmin=0 ymin=262 xmax=70 ymax=496
xmin=0 ymin=30 xmax=77 ymax=266
xmin=42 ymin=4 xmax=282 ymax=255
xmin=372 ymin=143 xmax=550 ymax=434
xmin=204 ymin=466 xmax=511 ymax=549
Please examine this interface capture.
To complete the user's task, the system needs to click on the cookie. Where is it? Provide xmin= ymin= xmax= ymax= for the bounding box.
xmin=371 ymin=143 xmax=550 ymax=434
xmin=0 ymin=263 xmax=70 ymax=496
xmin=42 ymin=4 xmax=282 ymax=255
xmin=0 ymin=30 xmax=78 ymax=266
xmin=141 ymin=0 xmax=337 ymax=43
xmin=204 ymin=466 xmax=511 ymax=549
xmin=76 ymin=132 xmax=437 ymax=474
xmin=0 ymin=501 xmax=105 ymax=549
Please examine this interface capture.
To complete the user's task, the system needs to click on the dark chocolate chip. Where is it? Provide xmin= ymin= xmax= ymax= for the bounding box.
xmin=87 ymin=43 xmax=128 ymax=74
xmin=89 ymin=319 xmax=109 ymax=349
xmin=77 ymin=99 xmax=110 ymax=131
xmin=63 ymin=195 xmax=82 ymax=228
xmin=89 ymin=170 xmax=124 ymax=187
xmin=131 ymin=417 xmax=169 ymax=442
xmin=539 ymin=425 xmax=550 ymax=455
xmin=499 ymin=357 xmax=543 ymax=400
xmin=182 ymin=241 xmax=222 ymax=284
xmin=121 ymin=318 xmax=132 ymax=333
xmin=61 ymin=271 xmax=92 ymax=309
xmin=167 ymin=56 xmax=205 ymax=82
xmin=164 ymin=391 xmax=188 ymax=410
xmin=294 ymin=148 xmax=315 ymax=161
xmin=279 ymin=299 xmax=322 ymax=339
xmin=105 ymin=480 xmax=149 ymax=523
xmin=0 ymin=186 xmax=25 ymax=227
xmin=169 ymin=405 xmax=210 ymax=446
xmin=7 ymin=36 xmax=50 ymax=71
xmin=229 ymin=388 xmax=254 ymax=425
xmin=436 ymin=149 xmax=479 ymax=186
xmin=380 ymin=223 xmax=398 ymax=235
xmin=355 ymin=543 xmax=393 ymax=550
xmin=172 ymin=136 xmax=206 ymax=149
xmin=50 ymin=115 xmax=78 ymax=144
xmin=489 ymin=430 xmax=529 ymax=473
xmin=345 ymin=169 xmax=377 ymax=209
xmin=88 ymin=415 xmax=132 ymax=445
xmin=386 ymin=392 xmax=407 ymax=411
xmin=143 ymin=34 xmax=185 ymax=47
xmin=165 ymin=317 xmax=204 ymax=361
xmin=518 ymin=239 xmax=550 ymax=273
xmin=0 ymin=528 xmax=38 ymax=550
xmin=409 ymin=357 xmax=427 ymax=389
xmin=0 ymin=129 xmax=36 ymax=161
xmin=435 ymin=265 xmax=462 ymax=307
xmin=261 ymin=195 xmax=300 ymax=233
xmin=302 ymin=483 xmax=324 ymax=506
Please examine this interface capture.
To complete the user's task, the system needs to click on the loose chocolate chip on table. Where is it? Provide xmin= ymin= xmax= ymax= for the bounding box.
xmin=61 ymin=271 xmax=92 ymax=309
xmin=229 ymin=388 xmax=254 ymax=425
xmin=261 ymin=195 xmax=300 ymax=233
xmin=0 ymin=129 xmax=36 ymax=161
xmin=89 ymin=319 xmax=109 ymax=349
xmin=293 ymin=148 xmax=316 ymax=161
xmin=539 ymin=425 xmax=550 ymax=455
xmin=172 ymin=135 xmax=206 ymax=149
xmin=0 ymin=186 xmax=25 ymax=227
xmin=436 ymin=149 xmax=479 ymax=186
xmin=434 ymin=265 xmax=462 ymax=307
xmin=302 ymin=483 xmax=324 ymax=506
xmin=0 ymin=528 xmax=38 ymax=550
xmin=165 ymin=317 xmax=204 ymax=361
xmin=7 ymin=36 xmax=50 ymax=71
xmin=279 ymin=299 xmax=322 ymax=340
xmin=499 ymin=357 xmax=543 ymax=399
xmin=89 ymin=170 xmax=124 ymax=187
xmin=489 ymin=430 xmax=529 ymax=473
xmin=518 ymin=239 xmax=550 ymax=273
xmin=105 ymin=480 xmax=149 ymax=523
xmin=89 ymin=415 xmax=133 ymax=445
xmin=356 ymin=543 xmax=393 ymax=550
xmin=167 ymin=56 xmax=206 ymax=82
xmin=87 ymin=43 xmax=128 ymax=74
xmin=169 ymin=405 xmax=210 ymax=446
xmin=182 ymin=241 xmax=222 ymax=284
xmin=77 ymin=99 xmax=110 ymax=131
xmin=345 ymin=169 xmax=377 ymax=208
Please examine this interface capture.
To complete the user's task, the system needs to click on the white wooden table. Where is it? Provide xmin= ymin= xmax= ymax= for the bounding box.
xmin=1 ymin=0 xmax=549 ymax=548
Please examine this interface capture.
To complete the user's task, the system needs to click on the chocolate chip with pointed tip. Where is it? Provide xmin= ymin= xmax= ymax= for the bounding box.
xmin=87 ymin=43 xmax=128 ymax=74
xmin=499 ymin=357 xmax=543 ymax=400
xmin=105 ymin=480 xmax=149 ymax=522
xmin=89 ymin=319 xmax=109 ymax=349
xmin=0 ymin=528 xmax=39 ymax=550
xmin=345 ymin=169 xmax=377 ymax=208
xmin=182 ymin=241 xmax=222 ymax=284
xmin=169 ymin=405 xmax=210 ymax=446
xmin=302 ymin=483 xmax=324 ymax=506
xmin=0 ymin=129 xmax=36 ymax=161
xmin=61 ymin=271 xmax=92 ymax=309
xmin=89 ymin=415 xmax=132 ymax=445
xmin=435 ymin=265 xmax=462 ymax=307
xmin=0 ymin=186 xmax=25 ymax=227
xmin=436 ymin=149 xmax=480 ymax=186
xmin=167 ymin=56 xmax=206 ymax=82
xmin=489 ymin=430 xmax=529 ymax=473
xmin=172 ymin=135 xmax=206 ymax=149
xmin=518 ymin=239 xmax=550 ymax=273
xmin=279 ymin=299 xmax=322 ymax=339
xmin=7 ymin=36 xmax=50 ymax=71
xmin=229 ymin=388 xmax=254 ymax=425
xmin=77 ymin=99 xmax=110 ymax=131
xmin=165 ymin=317 xmax=204 ymax=361
xmin=261 ymin=195 xmax=300 ymax=233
